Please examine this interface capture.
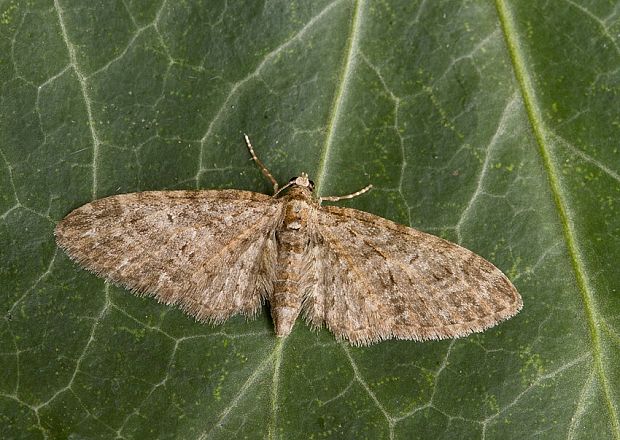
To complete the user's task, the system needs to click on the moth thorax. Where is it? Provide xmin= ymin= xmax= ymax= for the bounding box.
xmin=283 ymin=200 xmax=310 ymax=230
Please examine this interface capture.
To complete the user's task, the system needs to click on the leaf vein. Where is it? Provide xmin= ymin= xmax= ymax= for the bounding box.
xmin=195 ymin=0 xmax=345 ymax=187
xmin=314 ymin=0 xmax=366 ymax=195
xmin=564 ymin=0 xmax=620 ymax=56
xmin=341 ymin=343 xmax=394 ymax=438
xmin=199 ymin=346 xmax=277 ymax=439
xmin=496 ymin=1 xmax=620 ymax=437
xmin=53 ymin=0 xmax=102 ymax=199
xmin=456 ymin=92 xmax=519 ymax=242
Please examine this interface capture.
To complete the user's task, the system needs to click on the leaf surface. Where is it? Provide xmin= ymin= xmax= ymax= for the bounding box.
xmin=1 ymin=0 xmax=618 ymax=438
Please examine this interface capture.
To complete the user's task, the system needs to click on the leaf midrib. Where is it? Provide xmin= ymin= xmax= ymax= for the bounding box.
xmin=494 ymin=0 xmax=620 ymax=437
xmin=266 ymin=0 xmax=370 ymax=437
xmin=314 ymin=0 xmax=366 ymax=196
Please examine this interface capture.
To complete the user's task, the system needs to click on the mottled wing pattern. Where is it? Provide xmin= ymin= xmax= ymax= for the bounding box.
xmin=304 ymin=206 xmax=522 ymax=345
xmin=55 ymin=190 xmax=282 ymax=322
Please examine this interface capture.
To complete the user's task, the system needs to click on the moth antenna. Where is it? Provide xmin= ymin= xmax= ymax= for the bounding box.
xmin=244 ymin=134 xmax=279 ymax=195
xmin=273 ymin=180 xmax=295 ymax=198
xmin=319 ymin=184 xmax=373 ymax=205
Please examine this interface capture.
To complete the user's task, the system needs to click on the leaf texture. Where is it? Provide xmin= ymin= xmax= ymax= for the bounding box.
xmin=0 ymin=0 xmax=618 ymax=438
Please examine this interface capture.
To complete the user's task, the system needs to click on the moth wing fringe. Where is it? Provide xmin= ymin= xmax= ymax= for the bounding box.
xmin=56 ymin=239 xmax=267 ymax=327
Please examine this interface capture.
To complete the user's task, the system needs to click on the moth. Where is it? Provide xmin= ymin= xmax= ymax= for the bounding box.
xmin=55 ymin=136 xmax=522 ymax=345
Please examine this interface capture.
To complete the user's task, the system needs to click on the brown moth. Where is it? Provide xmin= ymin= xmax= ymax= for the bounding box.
xmin=55 ymin=136 xmax=522 ymax=345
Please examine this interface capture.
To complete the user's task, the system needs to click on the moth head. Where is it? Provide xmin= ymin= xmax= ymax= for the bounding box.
xmin=289 ymin=173 xmax=315 ymax=192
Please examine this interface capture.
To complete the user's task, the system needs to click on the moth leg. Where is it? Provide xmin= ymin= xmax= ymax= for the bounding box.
xmin=319 ymin=184 xmax=373 ymax=205
xmin=244 ymin=134 xmax=279 ymax=195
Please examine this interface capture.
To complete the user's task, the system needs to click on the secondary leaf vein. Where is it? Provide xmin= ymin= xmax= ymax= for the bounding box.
xmin=53 ymin=0 xmax=102 ymax=199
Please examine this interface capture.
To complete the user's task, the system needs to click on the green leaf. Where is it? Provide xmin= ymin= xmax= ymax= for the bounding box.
xmin=1 ymin=0 xmax=618 ymax=438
